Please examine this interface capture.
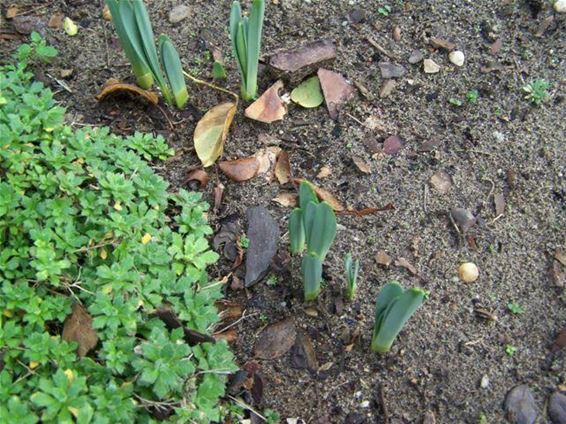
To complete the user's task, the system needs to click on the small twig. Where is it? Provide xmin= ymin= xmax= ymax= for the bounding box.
xmin=379 ymin=384 xmax=390 ymax=424
xmin=423 ymin=184 xmax=429 ymax=213
xmin=366 ymin=36 xmax=398 ymax=60
xmin=46 ymin=74 xmax=73 ymax=94
xmin=213 ymin=311 xmax=259 ymax=335
xmin=13 ymin=4 xmax=49 ymax=17
xmin=183 ymin=71 xmax=239 ymax=105
xmin=345 ymin=112 xmax=365 ymax=126
xmin=227 ymin=395 xmax=267 ymax=422
xmin=156 ymin=103 xmax=175 ymax=131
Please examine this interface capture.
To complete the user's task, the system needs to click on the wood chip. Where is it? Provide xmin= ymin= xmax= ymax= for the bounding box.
xmin=352 ymin=156 xmax=371 ymax=174
xmin=316 ymin=166 xmax=332 ymax=179
xmin=395 ymin=257 xmax=418 ymax=275
xmin=429 ymin=37 xmax=456 ymax=51
xmin=375 ymin=250 xmax=392 ymax=267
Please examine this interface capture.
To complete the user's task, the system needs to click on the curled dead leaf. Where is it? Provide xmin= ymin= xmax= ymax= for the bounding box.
xmin=275 ymin=150 xmax=291 ymax=184
xmin=95 ymin=79 xmax=158 ymax=105
xmin=194 ymin=102 xmax=237 ymax=167
xmin=255 ymin=146 xmax=282 ymax=178
xmin=245 ymin=80 xmax=287 ymax=124
xmin=272 ymin=192 xmax=298 ymax=208
xmin=6 ymin=5 xmax=18 ymax=19
xmin=375 ymin=250 xmax=392 ymax=267
xmin=219 ymin=157 xmax=259 ymax=182
xmin=293 ymin=178 xmax=345 ymax=212
xmin=62 ymin=304 xmax=99 ymax=357
xmin=186 ymin=169 xmax=209 ymax=188
xmin=213 ymin=182 xmax=225 ymax=211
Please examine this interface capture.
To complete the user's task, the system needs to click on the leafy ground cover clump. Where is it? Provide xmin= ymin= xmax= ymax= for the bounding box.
xmin=0 ymin=41 xmax=235 ymax=423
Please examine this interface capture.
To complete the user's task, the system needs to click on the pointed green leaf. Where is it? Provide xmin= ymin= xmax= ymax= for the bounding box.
xmin=235 ymin=21 xmax=248 ymax=83
xmin=299 ymin=180 xmax=318 ymax=209
xmin=229 ymin=1 xmax=242 ymax=44
xmin=244 ymin=0 xmax=264 ymax=100
xmin=372 ymin=286 xmax=426 ymax=353
xmin=159 ymin=35 xmax=188 ymax=108
xmin=302 ymin=201 xmax=318 ymax=246
xmin=306 ymin=202 xmax=336 ymax=260
xmin=289 ymin=208 xmax=305 ymax=254
xmin=302 ymin=254 xmax=322 ymax=301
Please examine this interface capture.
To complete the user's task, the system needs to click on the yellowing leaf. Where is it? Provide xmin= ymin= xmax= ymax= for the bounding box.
xmin=29 ymin=361 xmax=39 ymax=369
xmin=100 ymin=249 xmax=108 ymax=260
xmin=141 ymin=233 xmax=152 ymax=245
xmin=290 ymin=76 xmax=324 ymax=108
xmin=63 ymin=17 xmax=78 ymax=36
xmin=64 ymin=369 xmax=75 ymax=383
xmin=194 ymin=102 xmax=237 ymax=167
xmin=113 ymin=201 xmax=122 ymax=211
xmin=68 ymin=407 xmax=80 ymax=418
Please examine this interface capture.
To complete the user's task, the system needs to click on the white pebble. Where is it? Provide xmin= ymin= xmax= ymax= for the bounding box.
xmin=458 ymin=262 xmax=479 ymax=283
xmin=480 ymin=375 xmax=490 ymax=388
xmin=423 ymin=58 xmax=440 ymax=74
xmin=554 ymin=0 xmax=566 ymax=13
xmin=360 ymin=400 xmax=370 ymax=408
xmin=449 ymin=50 xmax=465 ymax=67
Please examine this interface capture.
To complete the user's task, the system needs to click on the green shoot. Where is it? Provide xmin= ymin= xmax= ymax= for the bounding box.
xmin=344 ymin=253 xmax=359 ymax=301
xmin=371 ymin=281 xmax=426 ymax=353
xmin=449 ymin=98 xmax=463 ymax=107
xmin=105 ymin=0 xmax=188 ymax=108
xmin=504 ymin=344 xmax=517 ymax=356
xmin=289 ymin=181 xmax=337 ymax=301
xmin=507 ymin=303 xmax=524 ymax=315
xmin=229 ymin=0 xmax=265 ymax=101
xmin=212 ymin=60 xmax=227 ymax=80
xmin=466 ymin=89 xmax=479 ymax=104
xmin=522 ymin=79 xmax=550 ymax=105
xmin=377 ymin=5 xmax=392 ymax=16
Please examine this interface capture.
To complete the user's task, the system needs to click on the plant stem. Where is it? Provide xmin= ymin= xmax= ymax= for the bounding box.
xmin=182 ymin=71 xmax=239 ymax=105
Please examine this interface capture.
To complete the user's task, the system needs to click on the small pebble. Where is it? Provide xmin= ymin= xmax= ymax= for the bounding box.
xmin=480 ymin=375 xmax=490 ymax=389
xmin=554 ymin=0 xmax=566 ymax=13
xmin=408 ymin=50 xmax=424 ymax=64
xmin=360 ymin=400 xmax=370 ymax=408
xmin=449 ymin=50 xmax=465 ymax=67
xmin=458 ymin=262 xmax=479 ymax=283
xmin=423 ymin=58 xmax=440 ymax=74
xmin=168 ymin=5 xmax=190 ymax=24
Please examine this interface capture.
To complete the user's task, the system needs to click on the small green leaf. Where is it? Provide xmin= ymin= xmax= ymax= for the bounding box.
xmin=289 ymin=208 xmax=305 ymax=254
xmin=299 ymin=180 xmax=318 ymax=210
xmin=302 ymin=254 xmax=322 ymax=301
xmin=159 ymin=34 xmax=188 ymax=108
xmin=305 ymin=202 xmax=336 ymax=260
xmin=291 ymin=76 xmax=324 ymax=108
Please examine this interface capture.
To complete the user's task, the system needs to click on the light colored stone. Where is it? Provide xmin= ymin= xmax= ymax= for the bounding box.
xmin=423 ymin=58 xmax=440 ymax=74
xmin=168 ymin=5 xmax=190 ymax=24
xmin=449 ymin=50 xmax=465 ymax=67
xmin=554 ymin=0 xmax=566 ymax=13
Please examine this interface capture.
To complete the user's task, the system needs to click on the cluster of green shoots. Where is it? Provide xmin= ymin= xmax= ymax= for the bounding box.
xmin=287 ymin=183 xmax=426 ymax=353
xmin=522 ymin=79 xmax=550 ymax=105
xmin=289 ymin=181 xmax=337 ymax=301
xmin=107 ymin=0 xmax=266 ymax=105
xmin=106 ymin=0 xmax=188 ymax=108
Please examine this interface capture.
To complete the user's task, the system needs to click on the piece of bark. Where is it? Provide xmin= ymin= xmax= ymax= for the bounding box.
xmin=317 ymin=68 xmax=355 ymax=119
xmin=268 ymin=39 xmax=336 ymax=83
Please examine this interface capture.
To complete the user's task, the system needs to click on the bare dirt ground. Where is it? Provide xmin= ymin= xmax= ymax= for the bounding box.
xmin=2 ymin=0 xmax=565 ymax=422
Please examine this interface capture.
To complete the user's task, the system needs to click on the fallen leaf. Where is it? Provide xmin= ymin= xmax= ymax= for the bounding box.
xmin=290 ymin=330 xmax=318 ymax=371
xmin=194 ymin=101 xmax=237 ymax=167
xmin=272 ymin=192 xmax=298 ymax=208
xmin=430 ymin=171 xmax=452 ymax=194
xmin=551 ymin=260 xmax=565 ymax=288
xmin=63 ymin=17 xmax=78 ymax=36
xmin=255 ymin=146 xmax=282 ymax=178
xmin=48 ymin=12 xmax=64 ymax=28
xmin=152 ymin=307 xmax=215 ymax=345
xmin=383 ymin=135 xmax=403 ymax=155
xmin=219 ymin=157 xmax=259 ymax=182
xmin=254 ymin=318 xmax=296 ymax=359
xmin=95 ymin=79 xmax=159 ymax=105
xmin=375 ymin=250 xmax=392 ymax=267
xmin=213 ymin=328 xmax=238 ymax=343
xmin=293 ymin=178 xmax=345 ymax=211
xmin=245 ymin=206 xmax=280 ymax=287
xmin=318 ymin=68 xmax=355 ymax=119
xmin=215 ymin=300 xmax=243 ymax=321
xmin=290 ymin=76 xmax=324 ymax=108
xmin=245 ymin=80 xmax=287 ymax=124
xmin=186 ymin=169 xmax=209 ymax=188
xmin=345 ymin=204 xmax=395 ymax=216
xmin=102 ymin=5 xmax=112 ymax=21
xmin=395 ymin=257 xmax=418 ymax=275
xmin=62 ymin=304 xmax=98 ymax=357
xmin=274 ymin=150 xmax=291 ymax=184
xmin=352 ymin=156 xmax=371 ymax=174
xmin=551 ymin=327 xmax=566 ymax=353
xmin=6 ymin=5 xmax=18 ymax=19
xmin=213 ymin=182 xmax=225 ymax=211
xmin=451 ymin=208 xmax=477 ymax=233
xmin=494 ymin=192 xmax=505 ymax=216
xmin=429 ymin=37 xmax=456 ymax=51
xmin=317 ymin=166 xmax=332 ymax=179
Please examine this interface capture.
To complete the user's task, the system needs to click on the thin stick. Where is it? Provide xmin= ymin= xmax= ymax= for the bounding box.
xmin=379 ymin=384 xmax=390 ymax=424
xmin=182 ymin=71 xmax=239 ymax=104
xmin=227 ymin=395 xmax=267 ymax=422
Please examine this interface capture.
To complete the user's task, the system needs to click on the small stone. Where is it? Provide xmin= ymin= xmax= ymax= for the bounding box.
xmin=383 ymin=135 xmax=403 ymax=155
xmin=450 ymin=208 xmax=476 ymax=232
xmin=554 ymin=0 xmax=566 ymax=13
xmin=379 ymin=79 xmax=396 ymax=98
xmin=422 ymin=411 xmax=436 ymax=424
xmin=423 ymin=59 xmax=440 ymax=74
xmin=408 ymin=50 xmax=424 ymax=64
xmin=430 ymin=171 xmax=452 ymax=194
xmin=429 ymin=37 xmax=456 ymax=51
xmin=504 ymin=385 xmax=538 ymax=424
xmin=549 ymin=392 xmax=566 ymax=423
xmin=458 ymin=262 xmax=479 ymax=283
xmin=60 ymin=69 xmax=74 ymax=79
xmin=392 ymin=26 xmax=401 ymax=41
xmin=449 ymin=50 xmax=465 ymax=67
xmin=378 ymin=62 xmax=406 ymax=79
xmin=168 ymin=5 xmax=190 ymax=24
xmin=480 ymin=375 xmax=490 ymax=389
xmin=360 ymin=400 xmax=370 ymax=408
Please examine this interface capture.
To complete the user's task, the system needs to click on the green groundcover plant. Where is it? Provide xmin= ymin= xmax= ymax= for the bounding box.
xmin=0 ymin=38 xmax=236 ymax=423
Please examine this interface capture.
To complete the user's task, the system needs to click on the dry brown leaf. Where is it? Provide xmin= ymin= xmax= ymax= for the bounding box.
xmin=395 ymin=257 xmax=418 ymax=275
xmin=555 ymin=250 xmax=566 ymax=267
xmin=255 ymin=146 xmax=281 ymax=178
xmin=62 ymin=304 xmax=99 ymax=357
xmin=352 ymin=156 xmax=371 ymax=174
xmin=186 ymin=169 xmax=209 ymax=188
xmin=213 ymin=328 xmax=238 ymax=343
xmin=213 ymin=182 xmax=225 ymax=211
xmin=194 ymin=102 xmax=237 ymax=167
xmin=95 ymin=79 xmax=159 ymax=105
xmin=6 ymin=5 xmax=18 ymax=19
xmin=272 ymin=192 xmax=298 ymax=208
xmin=245 ymin=80 xmax=287 ymax=123
xmin=343 ymin=203 xmax=395 ymax=217
xmin=215 ymin=300 xmax=244 ymax=321
xmin=293 ymin=178 xmax=344 ymax=212
xmin=219 ymin=157 xmax=259 ymax=182
xmin=48 ymin=12 xmax=65 ymax=29
xmin=274 ymin=150 xmax=291 ymax=184
xmin=254 ymin=318 xmax=297 ymax=359
xmin=375 ymin=250 xmax=392 ymax=267
xmin=318 ymin=68 xmax=355 ymax=119
xmin=317 ymin=166 xmax=332 ymax=179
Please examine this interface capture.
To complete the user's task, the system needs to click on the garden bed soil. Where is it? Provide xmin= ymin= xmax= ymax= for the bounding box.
xmin=2 ymin=0 xmax=565 ymax=422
